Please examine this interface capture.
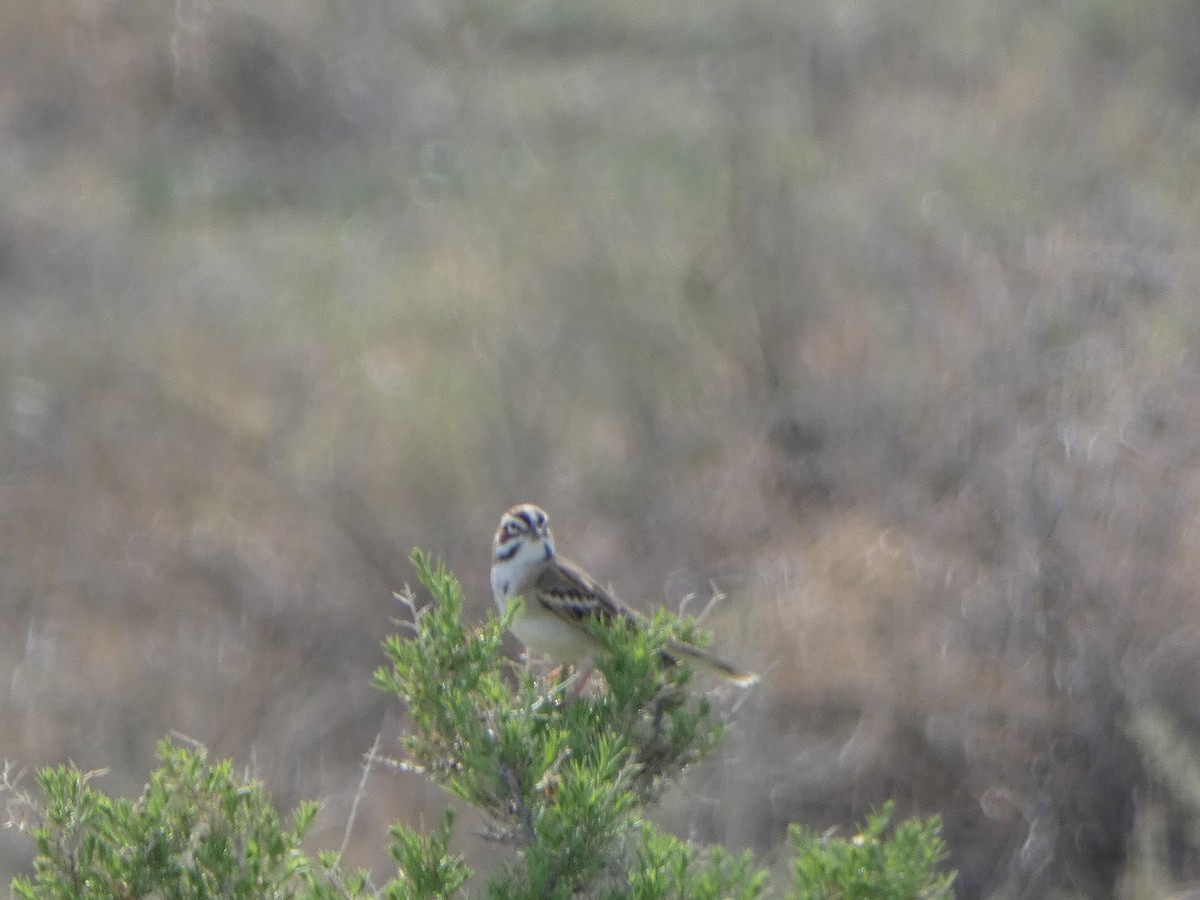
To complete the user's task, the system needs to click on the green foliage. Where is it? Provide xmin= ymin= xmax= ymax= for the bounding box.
xmin=10 ymin=739 xmax=331 ymax=900
xmin=789 ymin=802 xmax=955 ymax=900
xmin=614 ymin=825 xmax=768 ymax=900
xmin=7 ymin=551 xmax=957 ymax=899
xmin=384 ymin=810 xmax=470 ymax=900
xmin=373 ymin=550 xmax=736 ymax=896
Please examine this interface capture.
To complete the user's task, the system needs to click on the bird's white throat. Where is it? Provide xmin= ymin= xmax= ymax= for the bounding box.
xmin=490 ymin=536 xmax=554 ymax=613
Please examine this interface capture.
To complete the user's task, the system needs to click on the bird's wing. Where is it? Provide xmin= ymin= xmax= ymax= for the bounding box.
xmin=530 ymin=557 xmax=638 ymax=629
xmin=529 ymin=558 xmax=759 ymax=685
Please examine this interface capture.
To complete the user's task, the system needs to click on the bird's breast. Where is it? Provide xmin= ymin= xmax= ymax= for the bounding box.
xmin=510 ymin=609 xmax=592 ymax=665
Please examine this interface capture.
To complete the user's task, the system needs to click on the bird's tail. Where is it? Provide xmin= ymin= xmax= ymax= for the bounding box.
xmin=663 ymin=638 xmax=760 ymax=687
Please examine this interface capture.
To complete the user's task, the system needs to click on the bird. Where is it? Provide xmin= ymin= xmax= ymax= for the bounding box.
xmin=490 ymin=503 xmax=759 ymax=689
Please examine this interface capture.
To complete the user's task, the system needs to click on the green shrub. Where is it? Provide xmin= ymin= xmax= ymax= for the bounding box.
xmin=9 ymin=740 xmax=328 ymax=900
xmin=790 ymin=803 xmax=954 ymax=900
xmin=6 ymin=550 xmax=955 ymax=898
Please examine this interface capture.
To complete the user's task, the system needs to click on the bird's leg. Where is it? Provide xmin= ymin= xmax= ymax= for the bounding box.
xmin=529 ymin=659 xmax=593 ymax=698
xmin=566 ymin=665 xmax=595 ymax=697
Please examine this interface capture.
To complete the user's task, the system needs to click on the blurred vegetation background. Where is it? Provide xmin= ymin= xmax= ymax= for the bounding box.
xmin=3 ymin=0 xmax=1200 ymax=896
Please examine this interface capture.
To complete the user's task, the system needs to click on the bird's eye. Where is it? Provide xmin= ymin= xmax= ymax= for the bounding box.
xmin=535 ymin=513 xmax=546 ymax=529
xmin=502 ymin=522 xmax=518 ymax=539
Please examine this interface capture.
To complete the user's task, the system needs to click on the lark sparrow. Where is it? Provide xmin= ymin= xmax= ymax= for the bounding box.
xmin=490 ymin=503 xmax=758 ymax=687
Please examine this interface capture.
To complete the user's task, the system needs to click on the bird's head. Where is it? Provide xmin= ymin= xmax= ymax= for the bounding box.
xmin=492 ymin=503 xmax=555 ymax=569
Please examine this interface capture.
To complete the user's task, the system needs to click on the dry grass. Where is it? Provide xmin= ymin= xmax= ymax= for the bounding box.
xmin=3 ymin=0 xmax=1200 ymax=895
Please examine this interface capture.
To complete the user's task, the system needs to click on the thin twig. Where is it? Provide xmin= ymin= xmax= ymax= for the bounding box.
xmin=2 ymin=760 xmax=40 ymax=831
xmin=372 ymin=755 xmax=426 ymax=774
xmin=168 ymin=730 xmax=207 ymax=751
xmin=339 ymin=733 xmax=382 ymax=860
xmin=696 ymin=583 xmax=727 ymax=623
